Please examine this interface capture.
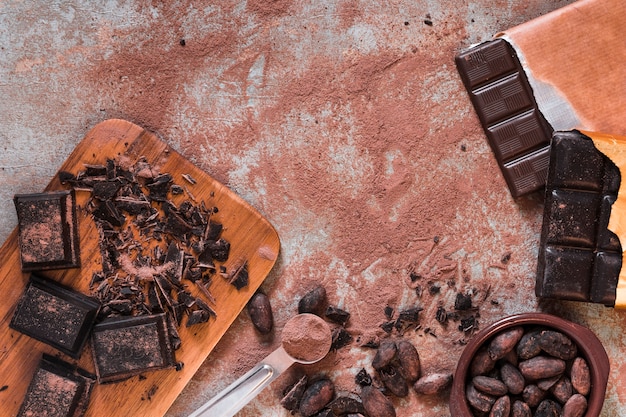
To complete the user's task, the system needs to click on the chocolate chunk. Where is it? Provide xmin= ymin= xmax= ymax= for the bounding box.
xmin=14 ymin=190 xmax=81 ymax=270
xmin=91 ymin=313 xmax=176 ymax=383
xmin=536 ymin=131 xmax=621 ymax=305
xmin=17 ymin=354 xmax=95 ymax=417
xmin=455 ymin=38 xmax=553 ymax=197
xmin=10 ymin=274 xmax=100 ymax=358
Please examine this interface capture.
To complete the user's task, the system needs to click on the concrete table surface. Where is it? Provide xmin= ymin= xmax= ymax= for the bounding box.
xmin=1 ymin=1 xmax=624 ymax=416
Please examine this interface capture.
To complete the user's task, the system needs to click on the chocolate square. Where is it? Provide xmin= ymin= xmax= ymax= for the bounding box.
xmin=9 ymin=274 xmax=101 ymax=358
xmin=17 ymin=354 xmax=95 ymax=417
xmin=536 ymin=131 xmax=622 ymax=306
xmin=91 ymin=313 xmax=176 ymax=383
xmin=14 ymin=190 xmax=80 ymax=271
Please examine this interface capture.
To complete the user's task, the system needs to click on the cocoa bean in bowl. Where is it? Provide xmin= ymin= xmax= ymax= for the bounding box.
xmin=449 ymin=313 xmax=609 ymax=417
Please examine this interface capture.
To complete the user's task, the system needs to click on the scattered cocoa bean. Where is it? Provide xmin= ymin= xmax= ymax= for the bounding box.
xmin=518 ymin=356 xmax=565 ymax=380
xmin=549 ymin=375 xmax=573 ymax=404
xmin=500 ymin=362 xmax=525 ymax=395
xmin=489 ymin=395 xmax=510 ymax=417
xmin=522 ymin=384 xmax=546 ymax=408
xmin=511 ymin=400 xmax=532 ymax=417
xmin=246 ymin=292 xmax=273 ymax=334
xmin=299 ymin=379 xmax=335 ymax=417
xmin=538 ymin=330 xmax=577 ymax=360
xmin=562 ymin=393 xmax=588 ymax=417
xmin=396 ymin=340 xmax=420 ymax=382
xmin=535 ymin=399 xmax=561 ymax=417
xmin=472 ymin=376 xmax=508 ymax=396
xmin=298 ymin=286 xmax=327 ymax=316
xmin=360 ymin=385 xmax=396 ymax=417
xmin=488 ymin=326 xmax=524 ymax=361
xmin=412 ymin=373 xmax=452 ymax=395
xmin=280 ymin=375 xmax=307 ymax=412
xmin=570 ymin=357 xmax=590 ymax=396
xmin=470 ymin=347 xmax=496 ymax=377
xmin=327 ymin=396 xmax=365 ymax=415
xmin=466 ymin=382 xmax=496 ymax=413
xmin=516 ymin=329 xmax=542 ymax=360
xmin=372 ymin=340 xmax=397 ymax=370
xmin=379 ymin=366 xmax=408 ymax=397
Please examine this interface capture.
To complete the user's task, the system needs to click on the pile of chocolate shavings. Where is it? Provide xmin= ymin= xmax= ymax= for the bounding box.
xmin=60 ymin=157 xmax=249 ymax=349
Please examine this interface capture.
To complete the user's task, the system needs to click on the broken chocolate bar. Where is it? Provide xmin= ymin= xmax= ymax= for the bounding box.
xmin=14 ymin=189 xmax=81 ymax=270
xmin=536 ymin=131 xmax=622 ymax=305
xmin=455 ymin=39 xmax=553 ymax=198
xmin=10 ymin=274 xmax=100 ymax=358
xmin=17 ymin=354 xmax=95 ymax=417
xmin=91 ymin=313 xmax=176 ymax=383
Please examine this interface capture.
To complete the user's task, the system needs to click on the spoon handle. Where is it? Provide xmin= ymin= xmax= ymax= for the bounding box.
xmin=188 ymin=346 xmax=295 ymax=417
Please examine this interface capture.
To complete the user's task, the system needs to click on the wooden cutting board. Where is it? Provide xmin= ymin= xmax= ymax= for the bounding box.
xmin=0 ymin=119 xmax=280 ymax=416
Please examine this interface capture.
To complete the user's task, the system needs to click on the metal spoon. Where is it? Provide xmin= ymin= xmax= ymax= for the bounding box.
xmin=188 ymin=313 xmax=332 ymax=417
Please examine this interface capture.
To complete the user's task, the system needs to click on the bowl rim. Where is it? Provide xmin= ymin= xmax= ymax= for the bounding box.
xmin=449 ymin=312 xmax=610 ymax=416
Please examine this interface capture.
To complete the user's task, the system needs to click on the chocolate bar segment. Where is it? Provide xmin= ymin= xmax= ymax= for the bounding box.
xmin=17 ymin=354 xmax=95 ymax=417
xmin=14 ymin=189 xmax=81 ymax=270
xmin=536 ymin=131 xmax=622 ymax=305
xmin=91 ymin=313 xmax=176 ymax=383
xmin=455 ymin=39 xmax=553 ymax=197
xmin=10 ymin=274 xmax=101 ymax=357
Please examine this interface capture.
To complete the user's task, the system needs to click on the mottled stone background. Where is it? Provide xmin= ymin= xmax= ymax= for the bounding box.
xmin=1 ymin=1 xmax=624 ymax=416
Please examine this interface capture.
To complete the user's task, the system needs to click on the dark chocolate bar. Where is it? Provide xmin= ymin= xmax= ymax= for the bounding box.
xmin=14 ymin=189 xmax=81 ymax=270
xmin=10 ymin=274 xmax=101 ymax=358
xmin=17 ymin=354 xmax=95 ymax=417
xmin=455 ymin=39 xmax=554 ymax=197
xmin=91 ymin=313 xmax=176 ymax=383
xmin=536 ymin=131 xmax=622 ymax=305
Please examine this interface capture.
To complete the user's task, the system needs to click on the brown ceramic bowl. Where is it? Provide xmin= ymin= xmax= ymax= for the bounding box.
xmin=449 ymin=312 xmax=610 ymax=416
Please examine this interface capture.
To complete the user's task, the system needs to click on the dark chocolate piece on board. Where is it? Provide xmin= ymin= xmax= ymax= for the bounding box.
xmin=91 ymin=313 xmax=176 ymax=383
xmin=14 ymin=189 xmax=81 ymax=270
xmin=455 ymin=39 xmax=554 ymax=197
xmin=536 ymin=131 xmax=622 ymax=306
xmin=17 ymin=354 xmax=95 ymax=417
xmin=10 ymin=274 xmax=101 ymax=358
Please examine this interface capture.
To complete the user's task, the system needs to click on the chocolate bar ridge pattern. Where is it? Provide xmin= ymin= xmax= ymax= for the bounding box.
xmin=9 ymin=274 xmax=101 ymax=358
xmin=455 ymin=38 xmax=554 ymax=197
xmin=536 ymin=130 xmax=622 ymax=305
xmin=17 ymin=354 xmax=95 ymax=417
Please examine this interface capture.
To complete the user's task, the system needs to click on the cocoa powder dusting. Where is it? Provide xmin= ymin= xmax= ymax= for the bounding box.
xmin=281 ymin=314 xmax=331 ymax=363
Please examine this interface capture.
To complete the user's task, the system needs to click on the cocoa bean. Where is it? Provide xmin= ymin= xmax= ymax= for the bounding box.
xmin=328 ymin=396 xmax=365 ymax=415
xmin=550 ymin=376 xmax=573 ymax=404
xmin=535 ymin=399 xmax=561 ymax=417
xmin=488 ymin=326 xmax=524 ymax=361
xmin=536 ymin=375 xmax=560 ymax=391
xmin=466 ymin=382 xmax=496 ymax=413
xmin=472 ymin=376 xmax=508 ymax=396
xmin=500 ymin=362 xmax=525 ymax=395
xmin=372 ymin=340 xmax=397 ymax=370
xmin=247 ymin=292 xmax=273 ymax=334
xmin=570 ymin=357 xmax=590 ymax=396
xmin=522 ymin=384 xmax=546 ymax=408
xmin=412 ymin=373 xmax=452 ymax=395
xmin=538 ymin=330 xmax=577 ymax=360
xmin=489 ymin=395 xmax=510 ymax=417
xmin=299 ymin=379 xmax=335 ymax=417
xmin=470 ymin=347 xmax=496 ymax=377
xmin=516 ymin=329 xmax=542 ymax=360
xmin=518 ymin=356 xmax=565 ymax=380
xmin=298 ymin=286 xmax=327 ymax=316
xmin=280 ymin=375 xmax=307 ymax=412
xmin=379 ymin=366 xmax=408 ymax=397
xmin=511 ymin=400 xmax=532 ymax=417
xmin=360 ymin=385 xmax=396 ymax=417
xmin=562 ymin=393 xmax=588 ymax=417
xmin=396 ymin=340 xmax=420 ymax=382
